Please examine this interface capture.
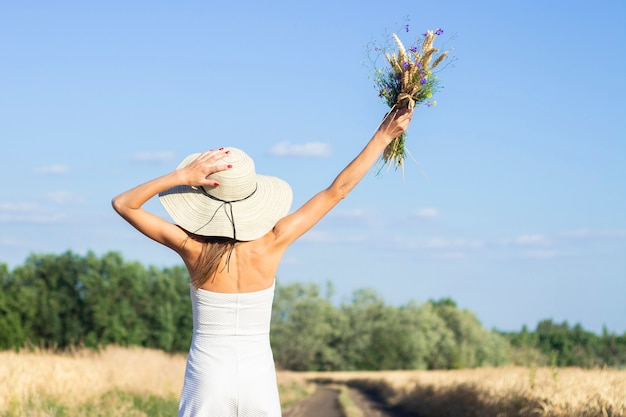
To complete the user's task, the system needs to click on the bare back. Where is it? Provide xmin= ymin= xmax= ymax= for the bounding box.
xmin=181 ymin=231 xmax=284 ymax=293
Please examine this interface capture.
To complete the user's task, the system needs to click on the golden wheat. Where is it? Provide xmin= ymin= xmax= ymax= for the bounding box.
xmin=0 ymin=346 xmax=185 ymax=413
xmin=0 ymin=347 xmax=312 ymax=415
xmin=296 ymin=367 xmax=626 ymax=417
xmin=3 ymin=348 xmax=624 ymax=416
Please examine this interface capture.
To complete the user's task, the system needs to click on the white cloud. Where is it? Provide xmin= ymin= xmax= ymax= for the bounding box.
xmin=394 ymin=236 xmax=483 ymax=251
xmin=35 ymin=164 xmax=70 ymax=174
xmin=423 ymin=237 xmax=450 ymax=248
xmin=0 ymin=237 xmax=21 ymax=247
xmin=131 ymin=151 xmax=176 ymax=163
xmin=331 ymin=208 xmax=371 ymax=219
xmin=0 ymin=201 xmax=66 ymax=223
xmin=433 ymin=251 xmax=467 ymax=260
xmin=467 ymin=240 xmax=485 ymax=249
xmin=0 ymin=202 xmax=39 ymax=212
xmin=423 ymin=237 xmax=483 ymax=249
xmin=561 ymin=228 xmax=592 ymax=238
xmin=300 ymin=230 xmax=335 ymax=243
xmin=561 ymin=228 xmax=626 ymax=239
xmin=414 ymin=207 xmax=440 ymax=218
xmin=300 ymin=229 xmax=366 ymax=244
xmin=269 ymin=141 xmax=331 ymax=157
xmin=0 ymin=212 xmax=66 ymax=223
xmin=520 ymin=250 xmax=558 ymax=259
xmin=44 ymin=191 xmax=84 ymax=205
xmin=514 ymin=234 xmax=549 ymax=245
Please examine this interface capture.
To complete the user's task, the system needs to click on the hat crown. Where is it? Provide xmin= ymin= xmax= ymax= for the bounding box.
xmin=162 ymin=147 xmax=292 ymax=241
xmin=202 ymin=148 xmax=257 ymax=201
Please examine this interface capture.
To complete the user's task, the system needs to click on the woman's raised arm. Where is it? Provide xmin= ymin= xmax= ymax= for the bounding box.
xmin=272 ymin=108 xmax=413 ymax=247
xmin=111 ymin=149 xmax=231 ymax=251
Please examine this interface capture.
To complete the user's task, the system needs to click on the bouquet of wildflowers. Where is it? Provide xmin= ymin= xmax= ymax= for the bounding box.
xmin=372 ymin=27 xmax=450 ymax=175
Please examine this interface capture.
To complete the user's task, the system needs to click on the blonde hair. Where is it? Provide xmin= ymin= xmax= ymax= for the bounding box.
xmin=183 ymin=233 xmax=237 ymax=289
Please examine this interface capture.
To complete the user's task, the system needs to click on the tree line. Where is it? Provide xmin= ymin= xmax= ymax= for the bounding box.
xmin=1 ymin=251 xmax=624 ymax=370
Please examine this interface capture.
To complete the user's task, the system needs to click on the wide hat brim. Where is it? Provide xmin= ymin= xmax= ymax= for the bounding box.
xmin=158 ymin=149 xmax=292 ymax=241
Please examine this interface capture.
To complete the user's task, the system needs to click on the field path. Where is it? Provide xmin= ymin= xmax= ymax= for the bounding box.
xmin=347 ymin=387 xmax=417 ymax=417
xmin=283 ymin=387 xmax=342 ymax=417
xmin=282 ymin=385 xmax=416 ymax=417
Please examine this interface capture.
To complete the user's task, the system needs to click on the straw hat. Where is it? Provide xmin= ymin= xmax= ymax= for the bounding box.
xmin=159 ymin=147 xmax=292 ymax=241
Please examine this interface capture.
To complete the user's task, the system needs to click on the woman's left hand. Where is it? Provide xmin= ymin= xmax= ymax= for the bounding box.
xmin=378 ymin=108 xmax=414 ymax=143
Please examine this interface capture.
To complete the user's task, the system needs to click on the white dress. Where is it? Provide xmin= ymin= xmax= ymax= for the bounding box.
xmin=178 ymin=281 xmax=281 ymax=417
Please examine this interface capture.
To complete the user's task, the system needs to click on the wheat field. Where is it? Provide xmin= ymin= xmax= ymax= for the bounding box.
xmin=300 ymin=367 xmax=626 ymax=416
xmin=0 ymin=346 xmax=312 ymax=416
xmin=1 ymin=347 xmax=624 ymax=416
xmin=0 ymin=346 xmax=185 ymax=416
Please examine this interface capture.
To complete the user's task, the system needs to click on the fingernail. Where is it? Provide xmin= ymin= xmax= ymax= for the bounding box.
xmin=218 ymin=147 xmax=224 ymax=150
xmin=214 ymin=182 xmax=220 ymax=186
xmin=225 ymin=151 xmax=230 ymax=154
xmin=227 ymin=164 xmax=232 ymax=168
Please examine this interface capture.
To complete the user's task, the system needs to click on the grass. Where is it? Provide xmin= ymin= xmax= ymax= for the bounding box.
xmin=276 ymin=373 xmax=317 ymax=410
xmin=337 ymin=385 xmax=364 ymax=417
xmin=1 ymin=390 xmax=179 ymax=417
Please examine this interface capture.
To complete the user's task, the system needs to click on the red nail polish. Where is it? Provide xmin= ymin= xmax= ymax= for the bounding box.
xmin=214 ymin=182 xmax=220 ymax=186
xmin=227 ymin=164 xmax=232 ymax=168
xmin=218 ymin=147 xmax=224 ymax=150
xmin=225 ymin=151 xmax=230 ymax=154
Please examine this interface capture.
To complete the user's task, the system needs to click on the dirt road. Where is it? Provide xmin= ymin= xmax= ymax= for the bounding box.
xmin=283 ymin=388 xmax=342 ymax=417
xmin=282 ymin=385 xmax=417 ymax=417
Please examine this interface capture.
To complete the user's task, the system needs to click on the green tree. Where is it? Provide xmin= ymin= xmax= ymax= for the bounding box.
xmin=339 ymin=288 xmax=387 ymax=370
xmin=366 ymin=301 xmax=435 ymax=370
xmin=535 ymin=319 xmax=576 ymax=366
xmin=271 ymin=282 xmax=347 ymax=371
xmin=9 ymin=251 xmax=89 ymax=349
xmin=81 ymin=252 xmax=150 ymax=347
xmin=430 ymin=298 xmax=510 ymax=368
xmin=166 ymin=265 xmax=194 ymax=352
xmin=142 ymin=265 xmax=192 ymax=352
xmin=416 ymin=301 xmax=459 ymax=369
xmin=0 ymin=263 xmax=26 ymax=349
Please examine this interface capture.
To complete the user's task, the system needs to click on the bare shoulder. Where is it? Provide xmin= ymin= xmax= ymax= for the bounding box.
xmin=241 ymin=231 xmax=286 ymax=264
xmin=193 ymin=233 xmax=285 ymax=293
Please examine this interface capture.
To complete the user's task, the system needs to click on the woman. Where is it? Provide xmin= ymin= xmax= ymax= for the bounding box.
xmin=111 ymin=108 xmax=412 ymax=416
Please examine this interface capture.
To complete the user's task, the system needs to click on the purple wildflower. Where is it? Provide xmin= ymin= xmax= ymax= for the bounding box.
xmin=435 ymin=28 xmax=444 ymax=35
xmin=405 ymin=24 xmax=409 ymax=32
xmin=420 ymin=78 xmax=427 ymax=85
xmin=409 ymin=46 xmax=417 ymax=53
xmin=402 ymin=61 xmax=410 ymax=69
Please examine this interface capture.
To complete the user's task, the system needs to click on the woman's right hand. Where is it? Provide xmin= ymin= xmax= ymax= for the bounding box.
xmin=180 ymin=149 xmax=232 ymax=187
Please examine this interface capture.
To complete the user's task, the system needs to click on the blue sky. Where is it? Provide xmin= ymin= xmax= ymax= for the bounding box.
xmin=1 ymin=1 xmax=624 ymax=334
